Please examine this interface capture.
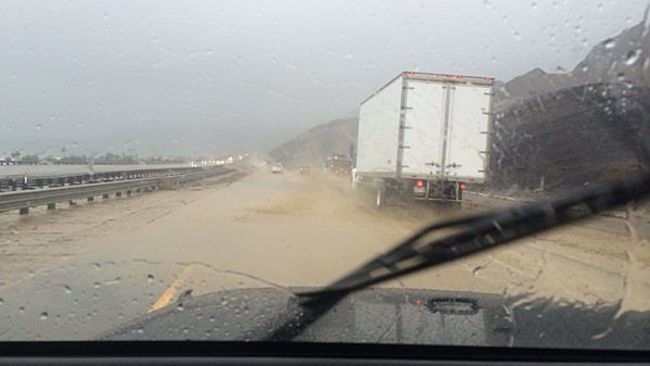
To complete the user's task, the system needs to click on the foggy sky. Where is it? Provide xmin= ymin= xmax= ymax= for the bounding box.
xmin=0 ymin=0 xmax=647 ymax=157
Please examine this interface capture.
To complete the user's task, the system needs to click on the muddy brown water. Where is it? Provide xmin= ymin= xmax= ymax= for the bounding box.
xmin=0 ymin=168 xmax=648 ymax=339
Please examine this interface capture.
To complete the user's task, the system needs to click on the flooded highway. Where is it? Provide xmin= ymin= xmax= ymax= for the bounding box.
xmin=0 ymin=165 xmax=648 ymax=340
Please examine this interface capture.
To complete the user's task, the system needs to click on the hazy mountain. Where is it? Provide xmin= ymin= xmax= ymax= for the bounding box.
xmin=494 ymin=68 xmax=578 ymax=110
xmin=268 ymin=118 xmax=357 ymax=167
xmin=497 ymin=20 xmax=650 ymax=108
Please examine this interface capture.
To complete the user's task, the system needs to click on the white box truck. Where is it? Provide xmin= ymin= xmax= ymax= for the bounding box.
xmin=354 ymin=71 xmax=494 ymax=207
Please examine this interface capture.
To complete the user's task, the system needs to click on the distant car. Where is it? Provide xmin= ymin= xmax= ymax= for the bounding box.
xmin=271 ymin=163 xmax=283 ymax=174
xmin=298 ymin=165 xmax=311 ymax=175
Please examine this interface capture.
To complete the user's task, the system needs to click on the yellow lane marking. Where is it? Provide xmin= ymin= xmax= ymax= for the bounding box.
xmin=148 ymin=265 xmax=193 ymax=313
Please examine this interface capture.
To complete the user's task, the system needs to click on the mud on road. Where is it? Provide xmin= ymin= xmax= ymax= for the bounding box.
xmin=0 ymin=170 xmax=246 ymax=290
xmin=300 ymin=173 xmax=650 ymax=310
xmin=0 ymin=167 xmax=648 ymax=339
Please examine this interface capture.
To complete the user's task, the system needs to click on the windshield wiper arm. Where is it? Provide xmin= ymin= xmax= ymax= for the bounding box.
xmin=264 ymin=172 xmax=650 ymax=341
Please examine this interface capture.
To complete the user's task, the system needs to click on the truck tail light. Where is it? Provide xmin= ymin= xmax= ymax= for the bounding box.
xmin=416 ymin=180 xmax=424 ymax=188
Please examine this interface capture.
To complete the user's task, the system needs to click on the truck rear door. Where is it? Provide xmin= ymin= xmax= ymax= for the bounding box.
xmin=443 ymin=84 xmax=492 ymax=182
xmin=400 ymin=80 xmax=446 ymax=178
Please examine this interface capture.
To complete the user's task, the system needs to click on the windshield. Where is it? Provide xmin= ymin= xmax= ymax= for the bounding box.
xmin=1 ymin=0 xmax=649 ymax=350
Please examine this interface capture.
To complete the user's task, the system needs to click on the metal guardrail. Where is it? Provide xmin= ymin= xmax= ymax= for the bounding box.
xmin=0 ymin=167 xmax=201 ymax=192
xmin=0 ymin=160 xmax=188 ymax=166
xmin=0 ymin=167 xmax=232 ymax=214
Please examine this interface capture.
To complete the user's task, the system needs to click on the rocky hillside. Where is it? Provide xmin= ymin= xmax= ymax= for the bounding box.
xmin=497 ymin=20 xmax=649 ymax=108
xmin=491 ymin=83 xmax=650 ymax=191
xmin=491 ymin=20 xmax=650 ymax=191
xmin=268 ymin=117 xmax=357 ymax=167
xmin=494 ymin=68 xmax=577 ymax=110
xmin=573 ymin=21 xmax=649 ymax=87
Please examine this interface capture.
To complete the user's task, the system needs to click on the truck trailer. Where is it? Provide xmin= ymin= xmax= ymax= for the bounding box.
xmin=354 ymin=71 xmax=494 ymax=207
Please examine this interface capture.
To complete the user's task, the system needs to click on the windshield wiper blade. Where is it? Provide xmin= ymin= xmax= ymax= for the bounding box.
xmin=263 ymin=173 xmax=650 ymax=341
